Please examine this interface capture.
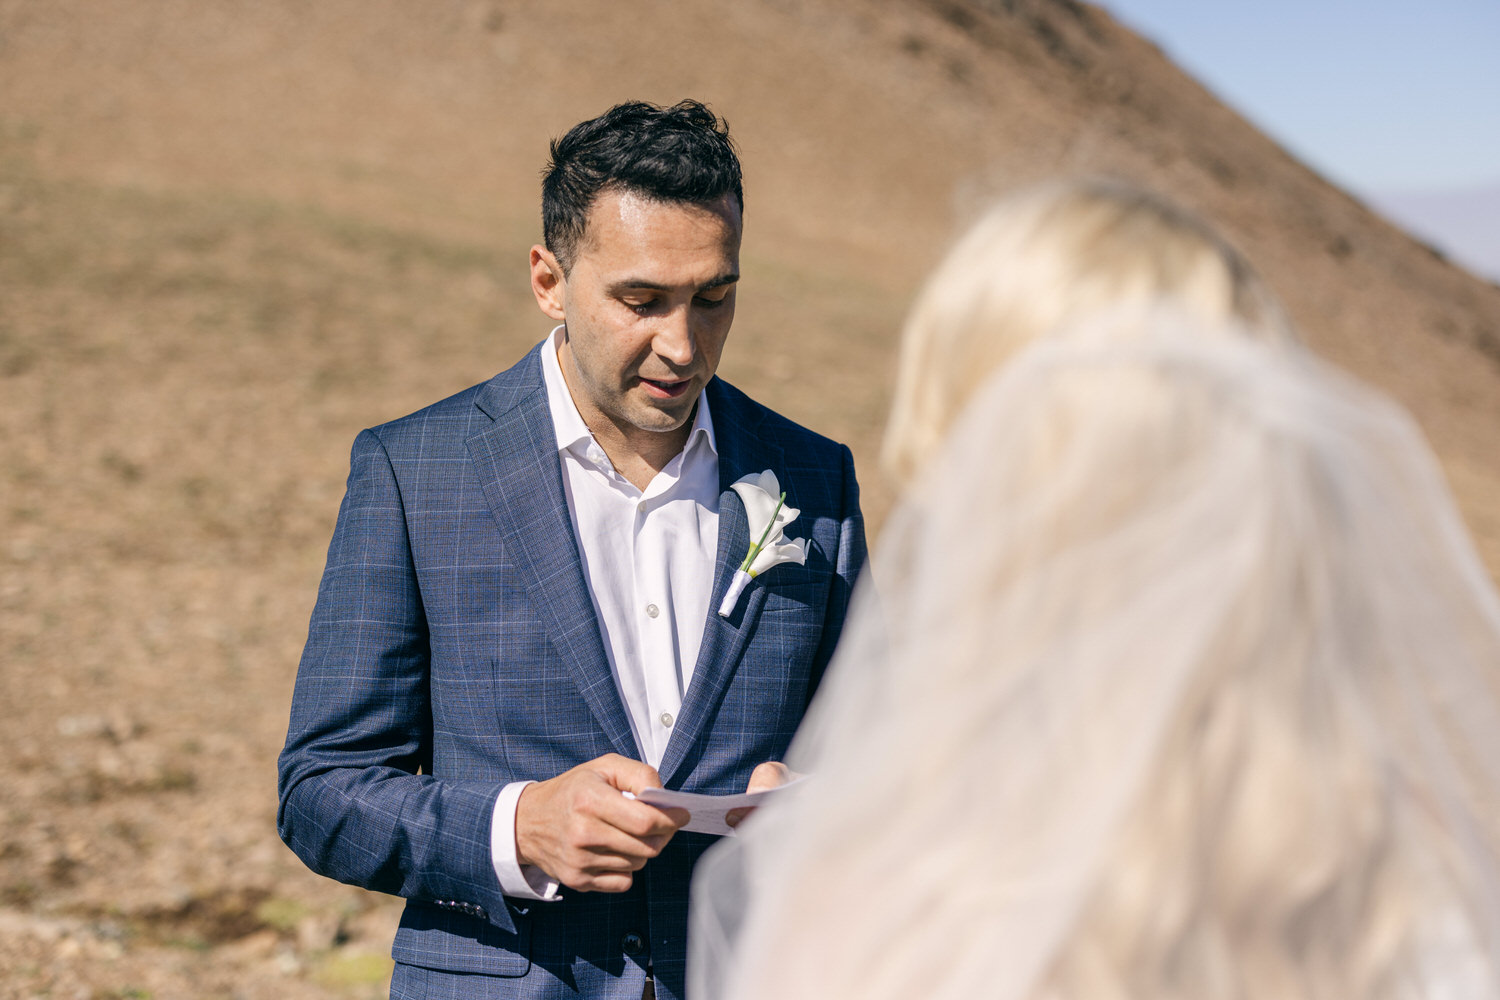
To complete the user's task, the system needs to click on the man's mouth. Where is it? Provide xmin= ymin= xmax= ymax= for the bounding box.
xmin=639 ymin=376 xmax=693 ymax=400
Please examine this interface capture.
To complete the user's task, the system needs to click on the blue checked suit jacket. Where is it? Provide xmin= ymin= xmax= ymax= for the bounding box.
xmin=277 ymin=342 xmax=866 ymax=999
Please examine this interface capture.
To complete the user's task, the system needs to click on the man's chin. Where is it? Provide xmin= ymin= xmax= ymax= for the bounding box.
xmin=623 ymin=395 xmax=698 ymax=434
xmin=631 ymin=410 xmax=693 ymax=435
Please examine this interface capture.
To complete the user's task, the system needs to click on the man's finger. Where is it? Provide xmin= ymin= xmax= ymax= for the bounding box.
xmin=570 ymin=818 xmax=671 ymax=864
xmin=746 ymin=760 xmax=793 ymax=793
xmin=580 ymin=871 xmax=636 ymax=894
xmin=598 ymin=791 xmax=688 ymax=840
xmin=594 ymin=753 xmax=667 ymax=796
xmin=618 ymin=798 xmax=691 ymax=837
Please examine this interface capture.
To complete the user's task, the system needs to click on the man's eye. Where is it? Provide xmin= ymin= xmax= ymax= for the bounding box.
xmin=627 ymin=300 xmax=659 ymax=316
xmin=694 ymin=294 xmax=728 ymax=309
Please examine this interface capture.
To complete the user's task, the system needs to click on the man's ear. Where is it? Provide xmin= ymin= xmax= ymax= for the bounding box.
xmin=530 ymin=246 xmax=567 ymax=321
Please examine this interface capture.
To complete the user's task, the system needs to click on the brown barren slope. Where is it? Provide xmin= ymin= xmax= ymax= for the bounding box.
xmin=2 ymin=1 xmax=1497 ymax=996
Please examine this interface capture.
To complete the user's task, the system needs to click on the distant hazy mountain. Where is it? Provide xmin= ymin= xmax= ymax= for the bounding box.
xmin=1371 ymin=181 xmax=1500 ymax=284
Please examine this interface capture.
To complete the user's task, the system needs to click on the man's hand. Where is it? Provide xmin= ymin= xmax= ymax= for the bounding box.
xmin=515 ymin=753 xmax=690 ymax=893
xmin=726 ymin=760 xmax=795 ymax=829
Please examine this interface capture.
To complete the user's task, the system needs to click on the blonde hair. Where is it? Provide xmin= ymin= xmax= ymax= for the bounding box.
xmin=1023 ymin=340 xmax=1500 ymax=999
xmin=882 ymin=179 xmax=1291 ymax=482
xmin=701 ymin=335 xmax=1500 ymax=1000
xmin=692 ymin=182 xmax=1500 ymax=1000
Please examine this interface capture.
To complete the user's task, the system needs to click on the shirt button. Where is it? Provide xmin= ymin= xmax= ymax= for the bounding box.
xmin=637 ymin=501 xmax=647 ymax=513
xmin=645 ymin=603 xmax=659 ymax=618
xmin=659 ymin=712 xmax=674 ymax=728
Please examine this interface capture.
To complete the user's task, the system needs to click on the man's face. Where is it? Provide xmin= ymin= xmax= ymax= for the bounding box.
xmin=531 ymin=189 xmax=742 ymax=450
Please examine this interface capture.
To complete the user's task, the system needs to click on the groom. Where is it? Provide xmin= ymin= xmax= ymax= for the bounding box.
xmin=277 ymin=100 xmax=866 ymax=999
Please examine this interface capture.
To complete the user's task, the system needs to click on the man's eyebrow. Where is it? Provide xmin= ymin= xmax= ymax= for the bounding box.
xmin=607 ymin=273 xmax=740 ymax=295
xmin=699 ymin=273 xmax=740 ymax=291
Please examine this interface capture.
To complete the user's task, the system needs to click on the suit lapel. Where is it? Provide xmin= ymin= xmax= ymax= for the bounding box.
xmin=465 ymin=347 xmax=638 ymax=760
xmin=659 ymin=380 xmax=783 ymax=785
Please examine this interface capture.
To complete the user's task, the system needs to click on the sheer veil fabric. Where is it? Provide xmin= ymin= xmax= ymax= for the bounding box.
xmin=689 ymin=318 xmax=1500 ymax=999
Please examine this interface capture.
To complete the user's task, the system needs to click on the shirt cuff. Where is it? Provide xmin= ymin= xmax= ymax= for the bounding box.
xmin=492 ymin=781 xmax=562 ymax=901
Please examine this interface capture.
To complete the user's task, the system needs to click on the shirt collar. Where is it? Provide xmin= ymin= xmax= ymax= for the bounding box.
xmin=540 ymin=324 xmax=718 ymax=461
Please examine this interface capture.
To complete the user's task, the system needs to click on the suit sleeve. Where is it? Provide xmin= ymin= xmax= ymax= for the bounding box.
xmin=807 ymin=443 xmax=869 ymax=700
xmin=276 ymin=429 xmax=515 ymax=931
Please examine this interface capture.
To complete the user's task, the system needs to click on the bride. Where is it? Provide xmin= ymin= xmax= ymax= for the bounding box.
xmin=689 ymin=180 xmax=1500 ymax=999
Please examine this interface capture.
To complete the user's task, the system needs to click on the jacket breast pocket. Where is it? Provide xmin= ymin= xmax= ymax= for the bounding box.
xmin=755 ymin=562 xmax=827 ymax=619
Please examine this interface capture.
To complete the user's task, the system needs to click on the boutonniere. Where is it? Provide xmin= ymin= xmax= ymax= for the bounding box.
xmin=718 ymin=470 xmax=809 ymax=618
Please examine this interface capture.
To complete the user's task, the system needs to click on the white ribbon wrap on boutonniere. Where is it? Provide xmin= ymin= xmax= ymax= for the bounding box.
xmin=717 ymin=470 xmax=809 ymax=617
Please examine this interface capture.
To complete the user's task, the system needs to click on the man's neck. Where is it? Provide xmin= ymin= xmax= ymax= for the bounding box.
xmin=551 ymin=336 xmax=700 ymax=492
xmin=587 ymin=410 xmax=694 ymax=493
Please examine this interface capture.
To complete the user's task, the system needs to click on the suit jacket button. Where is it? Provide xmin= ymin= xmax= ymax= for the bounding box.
xmin=622 ymin=931 xmax=645 ymax=956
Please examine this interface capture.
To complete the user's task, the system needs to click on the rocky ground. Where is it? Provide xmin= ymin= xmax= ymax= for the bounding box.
xmin=0 ymin=136 xmax=500 ymax=998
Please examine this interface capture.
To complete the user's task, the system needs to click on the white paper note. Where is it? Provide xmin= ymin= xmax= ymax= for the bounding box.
xmin=623 ymin=777 xmax=806 ymax=836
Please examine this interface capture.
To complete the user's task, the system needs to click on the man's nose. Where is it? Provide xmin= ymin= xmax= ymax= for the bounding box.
xmin=652 ymin=309 xmax=696 ymax=368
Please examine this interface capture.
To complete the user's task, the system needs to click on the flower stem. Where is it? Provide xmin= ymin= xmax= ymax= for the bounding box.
xmin=739 ymin=491 xmax=787 ymax=573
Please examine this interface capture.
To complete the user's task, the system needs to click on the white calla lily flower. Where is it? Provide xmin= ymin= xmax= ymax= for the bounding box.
xmin=717 ymin=470 xmax=809 ymax=617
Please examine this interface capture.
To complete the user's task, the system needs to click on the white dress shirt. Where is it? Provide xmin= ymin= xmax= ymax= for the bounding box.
xmin=491 ymin=327 xmax=722 ymax=900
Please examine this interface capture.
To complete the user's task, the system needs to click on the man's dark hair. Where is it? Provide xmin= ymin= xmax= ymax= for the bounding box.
xmin=542 ymin=99 xmax=743 ymax=273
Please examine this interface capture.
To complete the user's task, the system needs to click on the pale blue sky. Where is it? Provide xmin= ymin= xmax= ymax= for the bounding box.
xmin=1093 ymin=1 xmax=1500 ymax=279
xmin=1094 ymin=0 xmax=1500 ymax=194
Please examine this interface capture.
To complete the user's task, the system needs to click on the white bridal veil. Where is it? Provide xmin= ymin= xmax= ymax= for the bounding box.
xmin=690 ymin=319 xmax=1500 ymax=999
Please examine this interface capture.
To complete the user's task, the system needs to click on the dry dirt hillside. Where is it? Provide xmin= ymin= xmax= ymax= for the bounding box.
xmin=2 ymin=1 xmax=1498 ymax=997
